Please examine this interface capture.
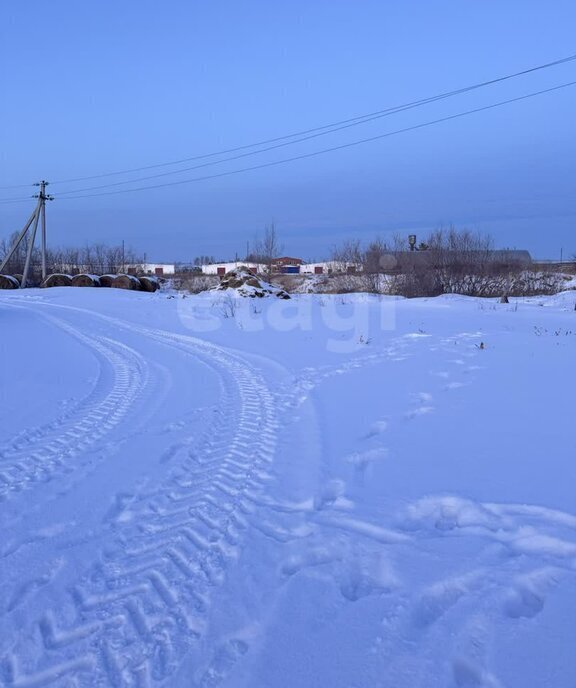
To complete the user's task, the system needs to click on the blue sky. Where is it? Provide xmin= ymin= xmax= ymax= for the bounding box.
xmin=1 ymin=1 xmax=575 ymax=261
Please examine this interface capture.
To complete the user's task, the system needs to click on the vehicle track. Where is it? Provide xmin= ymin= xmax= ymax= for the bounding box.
xmin=1 ymin=303 xmax=278 ymax=687
xmin=0 ymin=307 xmax=149 ymax=505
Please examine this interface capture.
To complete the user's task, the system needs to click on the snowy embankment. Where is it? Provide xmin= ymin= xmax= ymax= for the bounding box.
xmin=0 ymin=287 xmax=575 ymax=687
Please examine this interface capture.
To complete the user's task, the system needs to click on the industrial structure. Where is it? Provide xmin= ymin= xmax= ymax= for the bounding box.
xmin=0 ymin=181 xmax=52 ymax=287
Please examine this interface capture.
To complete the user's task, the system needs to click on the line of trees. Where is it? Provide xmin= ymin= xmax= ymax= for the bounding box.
xmin=331 ymin=228 xmax=560 ymax=297
xmin=193 ymin=255 xmax=216 ymax=266
xmin=2 ymin=223 xmax=567 ymax=296
xmin=0 ymin=232 xmax=143 ymax=277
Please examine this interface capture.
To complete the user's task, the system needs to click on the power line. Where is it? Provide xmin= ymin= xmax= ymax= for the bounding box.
xmin=56 ymin=81 xmax=576 ymax=201
xmin=45 ymin=51 xmax=576 ymax=187
xmin=0 ymin=195 xmax=36 ymax=205
xmin=2 ymin=52 xmax=575 ymax=197
xmin=3 ymin=54 xmax=575 ymax=199
xmin=0 ymin=183 xmax=34 ymax=191
xmin=55 ymin=54 xmax=576 ymax=196
xmin=56 ymin=95 xmax=484 ymax=195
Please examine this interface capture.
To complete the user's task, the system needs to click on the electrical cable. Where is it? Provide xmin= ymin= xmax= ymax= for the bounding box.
xmin=48 ymin=52 xmax=576 ymax=186
xmin=56 ymin=81 xmax=576 ymax=200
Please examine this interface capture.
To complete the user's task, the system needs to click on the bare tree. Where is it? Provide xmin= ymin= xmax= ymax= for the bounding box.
xmin=193 ymin=255 xmax=215 ymax=266
xmin=331 ymin=238 xmax=362 ymax=266
xmin=1 ymin=230 xmax=145 ymax=278
xmin=251 ymin=223 xmax=282 ymax=278
xmin=331 ymin=237 xmax=395 ymax=292
xmin=0 ymin=231 xmax=30 ymax=274
xmin=361 ymin=238 xmax=392 ymax=292
xmin=329 ymin=228 xmax=536 ymax=297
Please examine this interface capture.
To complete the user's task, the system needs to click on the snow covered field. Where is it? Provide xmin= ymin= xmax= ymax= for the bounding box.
xmin=0 ymin=287 xmax=575 ymax=688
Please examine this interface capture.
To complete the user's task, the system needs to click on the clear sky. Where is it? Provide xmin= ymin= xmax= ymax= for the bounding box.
xmin=1 ymin=1 xmax=575 ymax=262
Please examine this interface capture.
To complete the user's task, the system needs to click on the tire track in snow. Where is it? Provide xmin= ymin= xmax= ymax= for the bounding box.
xmin=1 ymin=305 xmax=278 ymax=687
xmin=1 ymin=301 xmax=487 ymax=686
xmin=0 ymin=316 xmax=118 ymax=462
xmin=0 ymin=308 xmax=149 ymax=506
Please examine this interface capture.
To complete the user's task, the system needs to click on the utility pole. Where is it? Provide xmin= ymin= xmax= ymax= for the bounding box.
xmin=22 ymin=206 xmax=41 ymax=288
xmin=0 ymin=180 xmax=53 ymax=287
xmin=39 ymin=181 xmax=49 ymax=280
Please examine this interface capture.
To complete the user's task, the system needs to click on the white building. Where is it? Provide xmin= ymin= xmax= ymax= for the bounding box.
xmin=201 ymin=261 xmax=263 ymax=276
xmin=201 ymin=260 xmax=361 ymax=276
xmin=300 ymin=261 xmax=360 ymax=275
xmin=131 ymin=263 xmax=176 ymax=276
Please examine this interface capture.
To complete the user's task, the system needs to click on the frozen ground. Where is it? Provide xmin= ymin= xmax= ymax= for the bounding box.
xmin=0 ymin=287 xmax=575 ymax=688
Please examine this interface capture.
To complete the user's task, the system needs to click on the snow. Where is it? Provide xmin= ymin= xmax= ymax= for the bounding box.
xmin=122 ymin=273 xmax=141 ymax=283
xmin=214 ymin=268 xmax=290 ymax=299
xmin=0 ymin=274 xmax=20 ymax=288
xmin=0 ymin=287 xmax=575 ymax=687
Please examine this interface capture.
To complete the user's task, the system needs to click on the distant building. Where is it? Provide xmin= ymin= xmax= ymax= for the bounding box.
xmin=300 ymin=261 xmax=359 ymax=275
xmin=126 ymin=263 xmax=175 ymax=276
xmin=201 ymin=261 xmax=262 ymax=276
xmin=202 ymin=258 xmax=305 ymax=276
xmin=487 ymin=250 xmax=532 ymax=267
xmin=272 ymin=257 xmax=303 ymax=267
xmin=374 ymin=249 xmax=532 ymax=273
xmin=200 ymin=250 xmax=533 ymax=279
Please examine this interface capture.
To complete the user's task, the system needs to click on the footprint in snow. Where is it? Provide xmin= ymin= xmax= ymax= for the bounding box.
xmin=405 ymin=406 xmax=435 ymax=420
xmin=363 ymin=419 xmax=388 ymax=438
xmin=339 ymin=551 xmax=399 ymax=602
xmin=404 ymin=392 xmax=435 ymax=419
xmin=432 ymin=371 xmax=451 ymax=379
xmin=445 ymin=381 xmax=466 ymax=390
xmin=452 ymin=658 xmax=503 ymax=688
xmin=281 ymin=547 xmax=341 ymax=577
xmin=411 ymin=570 xmax=485 ymax=629
xmin=503 ymin=567 xmax=563 ymax=619
xmin=313 ymin=479 xmax=349 ymax=511
xmin=347 ymin=447 xmax=388 ymax=480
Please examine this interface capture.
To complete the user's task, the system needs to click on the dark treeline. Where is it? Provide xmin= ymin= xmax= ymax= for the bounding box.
xmin=0 ymin=231 xmax=143 ymax=276
xmin=331 ymin=228 xmax=559 ymax=297
xmin=1 ymin=225 xmax=567 ymax=296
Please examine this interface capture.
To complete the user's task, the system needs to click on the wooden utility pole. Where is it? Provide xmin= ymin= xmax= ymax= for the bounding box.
xmin=0 ymin=180 xmax=53 ymax=287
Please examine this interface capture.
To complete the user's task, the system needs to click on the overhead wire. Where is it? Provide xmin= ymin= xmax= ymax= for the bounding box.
xmin=55 ymin=59 xmax=576 ymax=196
xmin=0 ymin=195 xmax=36 ymax=205
xmin=55 ymin=80 xmax=576 ymax=200
xmin=1 ymin=52 xmax=575 ymax=199
xmin=0 ymin=183 xmax=34 ymax=191
xmin=43 ymin=51 xmax=576 ymax=187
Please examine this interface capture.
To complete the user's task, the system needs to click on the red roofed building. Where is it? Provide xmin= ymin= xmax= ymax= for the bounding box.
xmin=272 ymin=257 xmax=303 ymax=267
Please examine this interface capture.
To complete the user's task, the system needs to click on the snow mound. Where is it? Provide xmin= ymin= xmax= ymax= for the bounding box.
xmin=215 ymin=267 xmax=290 ymax=299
